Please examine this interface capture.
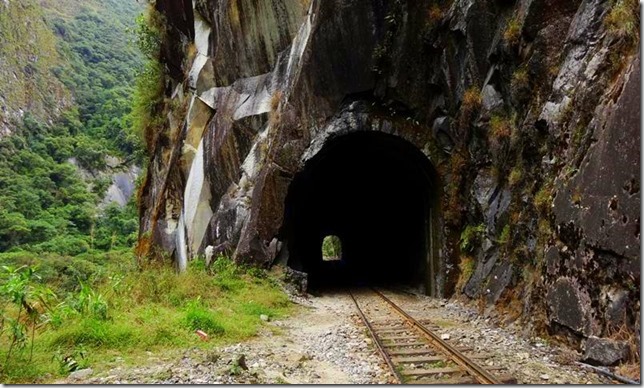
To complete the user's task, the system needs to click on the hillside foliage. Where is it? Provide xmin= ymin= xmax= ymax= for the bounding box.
xmin=0 ymin=0 xmax=144 ymax=254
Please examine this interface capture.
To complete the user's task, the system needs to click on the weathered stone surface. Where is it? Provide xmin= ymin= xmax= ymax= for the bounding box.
xmin=464 ymin=247 xmax=498 ymax=299
xmin=581 ymin=336 xmax=630 ymax=366
xmin=472 ymin=169 xmax=511 ymax=235
xmin=69 ymin=368 xmax=93 ymax=381
xmin=183 ymin=139 xmax=213 ymax=256
xmin=554 ymin=55 xmax=641 ymax=260
xmin=282 ymin=267 xmax=308 ymax=295
xmin=485 ymin=261 xmax=513 ymax=305
xmin=139 ymin=0 xmax=640 ymax=349
xmin=481 ymin=84 xmax=503 ymax=113
xmin=547 ymin=277 xmax=592 ymax=336
xmin=206 ymin=0 xmax=308 ymax=86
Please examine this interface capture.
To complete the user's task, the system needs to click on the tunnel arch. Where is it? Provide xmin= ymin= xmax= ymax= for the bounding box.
xmin=280 ymin=130 xmax=441 ymax=295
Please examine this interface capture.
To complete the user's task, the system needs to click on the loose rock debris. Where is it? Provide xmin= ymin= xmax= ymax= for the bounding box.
xmin=65 ymin=292 xmax=614 ymax=384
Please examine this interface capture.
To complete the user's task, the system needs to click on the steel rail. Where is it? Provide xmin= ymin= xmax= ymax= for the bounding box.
xmin=372 ymin=288 xmax=502 ymax=384
xmin=349 ymin=291 xmax=403 ymax=384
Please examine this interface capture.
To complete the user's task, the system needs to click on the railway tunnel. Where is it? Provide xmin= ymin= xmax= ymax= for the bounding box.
xmin=281 ymin=131 xmax=440 ymax=295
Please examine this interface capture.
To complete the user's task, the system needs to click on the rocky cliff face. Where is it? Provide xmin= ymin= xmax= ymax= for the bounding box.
xmin=0 ymin=0 xmax=72 ymax=136
xmin=139 ymin=0 xmax=640 ymax=355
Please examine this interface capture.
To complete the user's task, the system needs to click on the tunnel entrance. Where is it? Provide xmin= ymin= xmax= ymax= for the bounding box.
xmin=280 ymin=131 xmax=440 ymax=295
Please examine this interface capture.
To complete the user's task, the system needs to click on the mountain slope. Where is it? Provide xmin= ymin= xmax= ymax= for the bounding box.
xmin=0 ymin=0 xmax=144 ymax=254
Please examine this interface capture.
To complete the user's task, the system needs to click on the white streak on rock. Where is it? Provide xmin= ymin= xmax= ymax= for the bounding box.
xmin=183 ymin=139 xmax=213 ymax=256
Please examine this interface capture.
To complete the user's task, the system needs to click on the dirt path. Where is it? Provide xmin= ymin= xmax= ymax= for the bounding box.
xmin=66 ymin=290 xmax=613 ymax=384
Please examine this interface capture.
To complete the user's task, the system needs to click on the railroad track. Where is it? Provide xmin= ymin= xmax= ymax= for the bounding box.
xmin=349 ymin=288 xmax=517 ymax=384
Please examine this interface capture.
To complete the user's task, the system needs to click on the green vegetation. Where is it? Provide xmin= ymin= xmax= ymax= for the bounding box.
xmin=427 ymin=360 xmax=448 ymax=368
xmin=130 ymin=5 xmax=166 ymax=152
xmin=489 ymin=115 xmax=513 ymax=141
xmin=0 ymin=115 xmax=139 ymax=254
xmin=605 ymin=0 xmax=639 ymax=42
xmin=508 ymin=165 xmax=523 ymax=187
xmin=459 ymin=224 xmax=486 ymax=253
xmin=605 ymin=0 xmax=639 ymax=77
xmin=498 ymin=224 xmax=511 ymax=246
xmin=0 ymin=0 xmax=143 ymax=255
xmin=458 ymin=87 xmax=482 ymax=132
xmin=0 ymin=1 xmax=295 ymax=385
xmin=511 ymin=67 xmax=529 ymax=91
xmin=47 ymin=0 xmax=144 ymax=159
xmin=321 ymin=235 xmax=342 ymax=260
xmin=489 ymin=114 xmax=515 ymax=173
xmin=503 ymin=16 xmax=522 ymax=46
xmin=534 ymin=184 xmax=554 ymax=215
xmin=0 ymin=114 xmax=137 ymax=255
xmin=0 ymin=1 xmax=69 ymax=122
xmin=455 ymin=256 xmax=475 ymax=292
xmin=0 ymin=254 xmax=291 ymax=383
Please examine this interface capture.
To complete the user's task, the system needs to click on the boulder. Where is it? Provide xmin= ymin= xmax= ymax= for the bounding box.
xmin=581 ymin=337 xmax=630 ymax=366
xmin=547 ymin=277 xmax=593 ymax=336
xmin=68 ymin=368 xmax=93 ymax=381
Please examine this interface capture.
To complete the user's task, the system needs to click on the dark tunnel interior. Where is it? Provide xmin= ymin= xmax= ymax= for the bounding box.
xmin=281 ymin=131 xmax=438 ymax=293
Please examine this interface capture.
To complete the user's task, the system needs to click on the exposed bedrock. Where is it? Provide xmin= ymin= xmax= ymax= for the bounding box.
xmin=139 ymin=0 xmax=640 ymax=358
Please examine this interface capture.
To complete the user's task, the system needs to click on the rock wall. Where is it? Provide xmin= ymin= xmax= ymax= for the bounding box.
xmin=139 ymin=0 xmax=640 ymax=353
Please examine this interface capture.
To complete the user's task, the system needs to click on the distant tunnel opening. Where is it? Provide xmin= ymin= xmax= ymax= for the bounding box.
xmin=281 ymin=131 xmax=440 ymax=295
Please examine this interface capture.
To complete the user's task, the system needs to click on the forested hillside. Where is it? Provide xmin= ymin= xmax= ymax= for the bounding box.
xmin=0 ymin=0 xmax=143 ymax=254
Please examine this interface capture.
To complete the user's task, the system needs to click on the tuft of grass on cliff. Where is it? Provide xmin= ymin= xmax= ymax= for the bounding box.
xmin=0 ymin=252 xmax=292 ymax=383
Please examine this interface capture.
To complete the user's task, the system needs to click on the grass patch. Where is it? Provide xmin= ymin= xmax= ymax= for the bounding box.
xmin=0 ymin=253 xmax=292 ymax=383
xmin=427 ymin=360 xmax=448 ymax=368
xmin=508 ymin=165 xmax=523 ymax=187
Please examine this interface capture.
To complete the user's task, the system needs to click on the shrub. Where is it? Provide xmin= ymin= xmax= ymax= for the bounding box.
xmin=508 ymin=165 xmax=523 ymax=187
xmin=512 ymin=68 xmax=529 ymax=88
xmin=33 ymin=235 xmax=91 ymax=259
xmin=458 ymin=87 xmax=482 ymax=134
xmin=534 ymin=184 xmax=553 ymax=215
xmin=490 ymin=115 xmax=513 ymax=140
xmin=130 ymin=60 xmax=164 ymax=151
xmin=427 ymin=4 xmax=442 ymax=27
xmin=605 ymin=0 xmax=639 ymax=42
xmin=504 ymin=17 xmax=522 ymax=46
xmin=129 ymin=5 xmax=166 ymax=153
xmin=74 ymin=135 xmax=107 ymax=172
xmin=462 ymin=87 xmax=482 ymax=111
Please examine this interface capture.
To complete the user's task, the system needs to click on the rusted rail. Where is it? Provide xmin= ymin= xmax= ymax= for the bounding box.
xmin=349 ymin=292 xmax=403 ymax=384
xmin=350 ymin=288 xmax=514 ymax=384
